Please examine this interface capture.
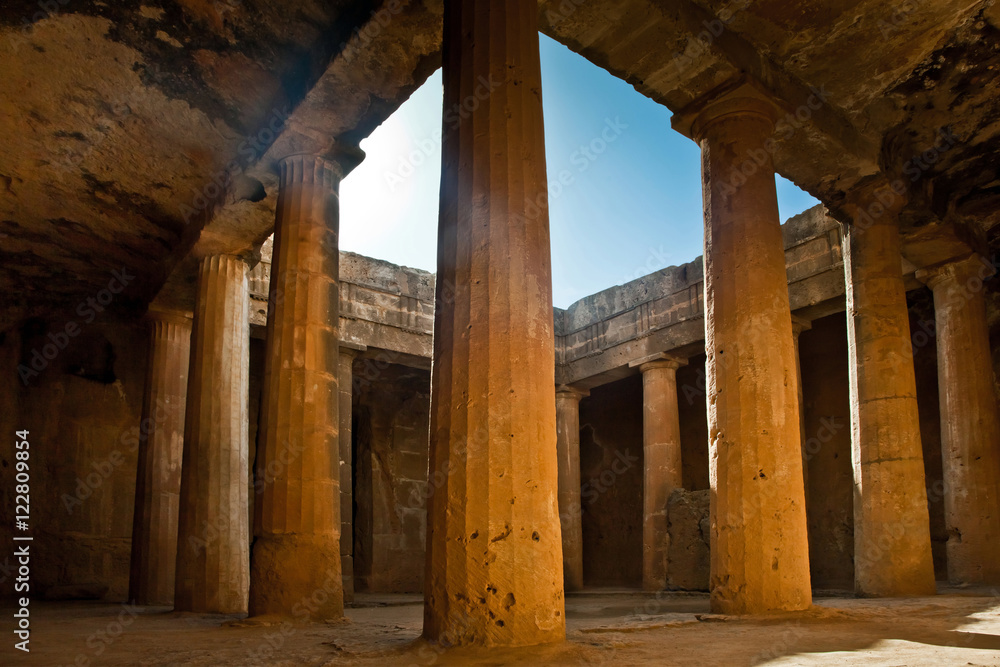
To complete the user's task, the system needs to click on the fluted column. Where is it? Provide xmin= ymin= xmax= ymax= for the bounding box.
xmin=249 ymin=151 xmax=361 ymax=621
xmin=174 ymin=254 xmax=250 ymax=614
xmin=424 ymin=0 xmax=565 ymax=646
xmin=339 ymin=343 xmax=365 ymax=603
xmin=129 ymin=309 xmax=192 ymax=605
xmin=917 ymin=254 xmax=1000 ymax=585
xmin=630 ymin=354 xmax=686 ymax=591
xmin=673 ymin=83 xmax=812 ymax=614
xmin=555 ymin=386 xmax=588 ymax=593
xmin=842 ymin=180 xmax=935 ymax=597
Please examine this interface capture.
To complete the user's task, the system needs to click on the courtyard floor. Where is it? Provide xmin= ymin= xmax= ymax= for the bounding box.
xmin=12 ymin=586 xmax=1000 ymax=666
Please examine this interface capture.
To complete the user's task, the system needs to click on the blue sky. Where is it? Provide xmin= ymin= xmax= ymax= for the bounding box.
xmin=340 ymin=35 xmax=819 ymax=309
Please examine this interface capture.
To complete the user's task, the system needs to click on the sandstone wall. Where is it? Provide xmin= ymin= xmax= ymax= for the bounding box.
xmin=0 ymin=316 xmax=148 ymax=601
xmin=799 ymin=313 xmax=854 ymax=590
xmin=578 ymin=376 xmax=644 ymax=587
xmin=353 ymin=363 xmax=430 ymax=594
xmin=665 ymin=489 xmax=710 ymax=591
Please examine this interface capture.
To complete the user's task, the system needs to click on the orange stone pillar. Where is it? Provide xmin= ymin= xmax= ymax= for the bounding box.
xmin=842 ymin=182 xmax=935 ymax=597
xmin=555 ymin=386 xmax=588 ymax=592
xmin=630 ymin=354 xmax=686 ymax=592
xmin=174 ymin=254 xmax=251 ymax=613
xmin=424 ymin=0 xmax=565 ymax=646
xmin=129 ymin=309 xmax=191 ymax=605
xmin=917 ymin=255 xmax=1000 ymax=585
xmin=339 ymin=344 xmax=365 ymax=603
xmin=674 ymin=84 xmax=812 ymax=614
xmin=249 ymin=151 xmax=361 ymax=621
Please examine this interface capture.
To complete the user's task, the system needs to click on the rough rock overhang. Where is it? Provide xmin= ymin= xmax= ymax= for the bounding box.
xmin=1 ymin=0 xmax=997 ymax=334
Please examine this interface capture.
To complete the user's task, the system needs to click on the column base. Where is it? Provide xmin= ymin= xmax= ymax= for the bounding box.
xmin=249 ymin=534 xmax=343 ymax=621
xmin=947 ymin=543 xmax=1000 ymax=587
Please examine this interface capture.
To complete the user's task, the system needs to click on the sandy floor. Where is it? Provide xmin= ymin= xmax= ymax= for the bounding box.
xmin=7 ymin=587 xmax=1000 ymax=666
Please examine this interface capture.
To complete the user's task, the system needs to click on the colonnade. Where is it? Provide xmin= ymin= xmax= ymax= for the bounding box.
xmin=126 ymin=0 xmax=1000 ymax=647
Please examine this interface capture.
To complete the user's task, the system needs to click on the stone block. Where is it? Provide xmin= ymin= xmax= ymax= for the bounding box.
xmin=666 ymin=488 xmax=710 ymax=592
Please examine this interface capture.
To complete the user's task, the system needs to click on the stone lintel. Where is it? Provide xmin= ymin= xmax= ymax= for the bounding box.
xmin=339 ymin=340 xmax=368 ymax=354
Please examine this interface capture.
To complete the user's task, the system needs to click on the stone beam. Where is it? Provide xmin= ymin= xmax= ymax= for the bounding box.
xmin=555 ymin=206 xmax=845 ymax=388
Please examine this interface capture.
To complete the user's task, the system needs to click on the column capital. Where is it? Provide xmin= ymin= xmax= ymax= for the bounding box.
xmin=791 ymin=314 xmax=812 ymax=338
xmin=145 ymin=307 xmax=194 ymax=327
xmin=277 ymin=143 xmax=365 ymax=183
xmin=629 ymin=352 xmax=687 ymax=373
xmin=672 ymin=76 xmax=786 ymax=141
xmin=555 ymin=384 xmax=590 ymax=401
xmin=915 ymin=253 xmax=995 ymax=291
xmin=842 ymin=175 xmax=909 ymax=222
xmin=339 ymin=341 xmax=368 ymax=359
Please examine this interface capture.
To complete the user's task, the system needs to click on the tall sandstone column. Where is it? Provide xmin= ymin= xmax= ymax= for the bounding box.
xmin=630 ymin=354 xmax=686 ymax=592
xmin=424 ymin=0 xmax=565 ymax=646
xmin=555 ymin=386 xmax=588 ymax=592
xmin=249 ymin=151 xmax=360 ymax=620
xmin=129 ymin=309 xmax=192 ymax=605
xmin=917 ymin=255 xmax=1000 ymax=585
xmin=842 ymin=180 xmax=935 ymax=597
xmin=674 ymin=83 xmax=812 ymax=614
xmin=174 ymin=254 xmax=251 ymax=613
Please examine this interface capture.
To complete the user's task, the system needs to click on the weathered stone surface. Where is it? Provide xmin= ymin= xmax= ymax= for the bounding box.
xmin=679 ymin=84 xmax=812 ymax=615
xmin=354 ymin=365 xmax=431 ymax=594
xmin=554 ymin=205 xmax=846 ymax=389
xmin=665 ymin=488 xmax=710 ymax=592
xmin=174 ymin=254 xmax=250 ymax=614
xmin=423 ymin=0 xmax=564 ymax=646
xmin=799 ymin=313 xmax=855 ymax=591
xmin=917 ymin=255 xmax=1000 ymax=585
xmin=842 ymin=182 xmax=935 ymax=598
xmin=0 ymin=2 xmax=368 ymax=331
xmin=0 ymin=319 xmax=147 ymax=602
xmin=4 ymin=0 xmax=998 ymax=355
xmin=249 ymin=152 xmax=352 ymax=621
xmin=578 ymin=377 xmax=644 ymax=588
xmin=129 ymin=310 xmax=191 ymax=606
xmin=630 ymin=355 xmax=686 ymax=592
xmin=555 ymin=386 xmax=588 ymax=592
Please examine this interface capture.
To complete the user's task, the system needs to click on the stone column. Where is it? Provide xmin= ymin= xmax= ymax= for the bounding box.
xmin=842 ymin=180 xmax=935 ymax=597
xmin=673 ymin=83 xmax=812 ymax=614
xmin=249 ymin=151 xmax=361 ymax=621
xmin=629 ymin=354 xmax=686 ymax=592
xmin=555 ymin=386 xmax=588 ymax=593
xmin=917 ymin=254 xmax=1000 ymax=585
xmin=129 ymin=309 xmax=192 ymax=606
xmin=339 ymin=343 xmax=365 ymax=603
xmin=424 ymin=0 xmax=565 ymax=646
xmin=174 ymin=254 xmax=251 ymax=614
xmin=791 ymin=317 xmax=812 ymax=492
